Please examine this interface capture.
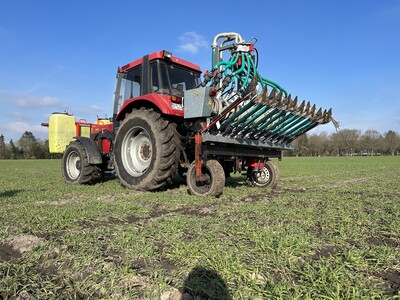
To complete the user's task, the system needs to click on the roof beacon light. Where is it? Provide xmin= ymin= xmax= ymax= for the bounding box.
xmin=163 ymin=50 xmax=172 ymax=60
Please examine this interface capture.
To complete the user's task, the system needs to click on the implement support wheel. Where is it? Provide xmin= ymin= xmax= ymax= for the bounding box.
xmin=247 ymin=160 xmax=279 ymax=189
xmin=187 ymin=160 xmax=225 ymax=197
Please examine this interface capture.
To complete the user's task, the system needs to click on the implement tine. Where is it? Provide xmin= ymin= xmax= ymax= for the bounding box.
xmin=305 ymin=101 xmax=311 ymax=115
xmin=298 ymin=100 xmax=305 ymax=113
xmin=321 ymin=109 xmax=327 ymax=120
xmin=315 ymin=108 xmax=323 ymax=120
xmin=287 ymin=94 xmax=292 ymax=105
xmin=266 ymin=89 xmax=276 ymax=105
xmin=243 ymin=75 xmax=259 ymax=99
xmin=310 ymin=104 xmax=316 ymax=117
xmin=286 ymin=94 xmax=295 ymax=112
xmin=275 ymin=91 xmax=284 ymax=108
xmin=290 ymin=94 xmax=298 ymax=110
xmin=275 ymin=91 xmax=282 ymax=105
xmin=283 ymin=94 xmax=290 ymax=110
xmin=323 ymin=108 xmax=332 ymax=123
xmin=293 ymin=96 xmax=298 ymax=108
xmin=257 ymin=85 xmax=269 ymax=103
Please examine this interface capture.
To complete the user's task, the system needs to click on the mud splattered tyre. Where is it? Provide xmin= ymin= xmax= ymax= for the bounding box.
xmin=62 ymin=141 xmax=100 ymax=184
xmin=113 ymin=108 xmax=180 ymax=191
xmin=247 ymin=160 xmax=279 ymax=189
xmin=186 ymin=160 xmax=225 ymax=197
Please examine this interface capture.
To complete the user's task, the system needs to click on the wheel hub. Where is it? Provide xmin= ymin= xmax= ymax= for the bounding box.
xmin=251 ymin=166 xmax=271 ymax=186
xmin=256 ymin=167 xmax=270 ymax=183
xmin=139 ymin=142 xmax=151 ymax=161
xmin=121 ymin=126 xmax=153 ymax=177
xmin=66 ymin=151 xmax=81 ymax=180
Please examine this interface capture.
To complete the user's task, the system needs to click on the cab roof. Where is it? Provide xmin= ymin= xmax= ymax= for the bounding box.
xmin=118 ymin=50 xmax=202 ymax=73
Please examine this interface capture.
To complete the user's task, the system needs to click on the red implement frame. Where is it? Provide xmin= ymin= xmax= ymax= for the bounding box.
xmin=194 ymin=133 xmax=203 ymax=180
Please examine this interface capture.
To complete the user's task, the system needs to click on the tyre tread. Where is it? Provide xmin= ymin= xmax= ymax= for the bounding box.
xmin=114 ymin=108 xmax=180 ymax=191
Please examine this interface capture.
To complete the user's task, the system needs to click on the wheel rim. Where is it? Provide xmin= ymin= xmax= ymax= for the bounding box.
xmin=66 ymin=150 xmax=81 ymax=180
xmin=254 ymin=166 xmax=271 ymax=185
xmin=190 ymin=166 xmax=212 ymax=194
xmin=121 ymin=126 xmax=153 ymax=177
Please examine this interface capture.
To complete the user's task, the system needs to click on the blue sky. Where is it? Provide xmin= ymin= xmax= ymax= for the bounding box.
xmin=0 ymin=0 xmax=399 ymax=142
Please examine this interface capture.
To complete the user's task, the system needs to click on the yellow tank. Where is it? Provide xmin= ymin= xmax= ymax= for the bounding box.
xmin=94 ymin=118 xmax=112 ymax=125
xmin=78 ymin=122 xmax=92 ymax=138
xmin=48 ymin=113 xmax=76 ymax=153
xmin=79 ymin=124 xmax=91 ymax=137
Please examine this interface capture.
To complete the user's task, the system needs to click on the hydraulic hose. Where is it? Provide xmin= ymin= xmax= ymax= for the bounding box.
xmin=212 ymin=50 xmax=288 ymax=96
xmin=232 ymin=53 xmax=246 ymax=76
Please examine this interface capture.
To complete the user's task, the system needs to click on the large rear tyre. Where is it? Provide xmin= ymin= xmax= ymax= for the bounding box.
xmin=186 ymin=160 xmax=225 ymax=197
xmin=62 ymin=141 xmax=101 ymax=184
xmin=113 ymin=108 xmax=180 ymax=191
xmin=247 ymin=160 xmax=279 ymax=189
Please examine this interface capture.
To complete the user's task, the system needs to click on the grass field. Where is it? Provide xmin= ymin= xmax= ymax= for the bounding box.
xmin=0 ymin=157 xmax=399 ymax=299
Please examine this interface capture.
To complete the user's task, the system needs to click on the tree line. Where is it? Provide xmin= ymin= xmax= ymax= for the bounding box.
xmin=0 ymin=129 xmax=399 ymax=160
xmin=290 ymin=129 xmax=400 ymax=156
xmin=0 ymin=131 xmax=54 ymax=159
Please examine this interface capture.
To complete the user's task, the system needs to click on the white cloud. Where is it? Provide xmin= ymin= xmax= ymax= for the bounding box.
xmin=0 ymin=90 xmax=67 ymax=141
xmin=177 ymin=32 xmax=208 ymax=54
xmin=89 ymin=104 xmax=105 ymax=111
xmin=15 ymin=94 xmax=66 ymax=109
xmin=0 ymin=91 xmax=66 ymax=109
xmin=0 ymin=121 xmax=48 ymax=142
xmin=70 ymin=104 xmax=107 ymax=117
xmin=7 ymin=111 xmax=38 ymax=121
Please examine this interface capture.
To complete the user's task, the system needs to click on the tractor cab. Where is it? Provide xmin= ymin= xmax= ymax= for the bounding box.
xmin=113 ymin=51 xmax=202 ymax=121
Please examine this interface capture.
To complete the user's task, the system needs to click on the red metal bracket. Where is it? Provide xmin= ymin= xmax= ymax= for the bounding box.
xmin=194 ymin=133 xmax=203 ymax=180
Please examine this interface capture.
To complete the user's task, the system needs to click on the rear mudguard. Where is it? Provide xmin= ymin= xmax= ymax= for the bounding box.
xmin=74 ymin=136 xmax=103 ymax=164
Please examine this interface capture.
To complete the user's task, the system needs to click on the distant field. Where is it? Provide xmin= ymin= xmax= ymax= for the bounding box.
xmin=0 ymin=157 xmax=399 ymax=299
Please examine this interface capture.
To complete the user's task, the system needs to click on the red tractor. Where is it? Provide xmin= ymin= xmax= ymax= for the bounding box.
xmin=45 ymin=32 xmax=333 ymax=196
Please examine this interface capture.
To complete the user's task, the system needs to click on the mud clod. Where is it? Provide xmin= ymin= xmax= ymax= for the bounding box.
xmin=0 ymin=235 xmax=45 ymax=261
xmin=366 ymin=236 xmax=399 ymax=247
xmin=377 ymin=269 xmax=400 ymax=295
xmin=311 ymin=245 xmax=338 ymax=260
xmin=0 ymin=243 xmax=21 ymax=260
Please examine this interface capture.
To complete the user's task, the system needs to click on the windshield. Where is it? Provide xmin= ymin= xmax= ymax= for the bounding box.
xmin=151 ymin=61 xmax=201 ymax=97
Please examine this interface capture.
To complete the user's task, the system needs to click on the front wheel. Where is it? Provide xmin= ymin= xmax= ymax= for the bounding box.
xmin=62 ymin=141 xmax=100 ymax=184
xmin=247 ymin=160 xmax=279 ymax=189
xmin=186 ymin=160 xmax=225 ymax=197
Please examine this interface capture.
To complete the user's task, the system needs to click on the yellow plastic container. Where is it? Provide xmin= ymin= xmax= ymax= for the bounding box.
xmin=80 ymin=125 xmax=91 ymax=137
xmin=48 ymin=113 xmax=76 ymax=153
xmin=94 ymin=119 xmax=112 ymax=125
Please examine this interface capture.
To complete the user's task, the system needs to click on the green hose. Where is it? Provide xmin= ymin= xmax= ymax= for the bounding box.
xmin=232 ymin=53 xmax=246 ymax=76
xmin=218 ymin=51 xmax=288 ymax=96
xmin=215 ymin=52 xmax=239 ymax=69
xmin=242 ymin=54 xmax=252 ymax=90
